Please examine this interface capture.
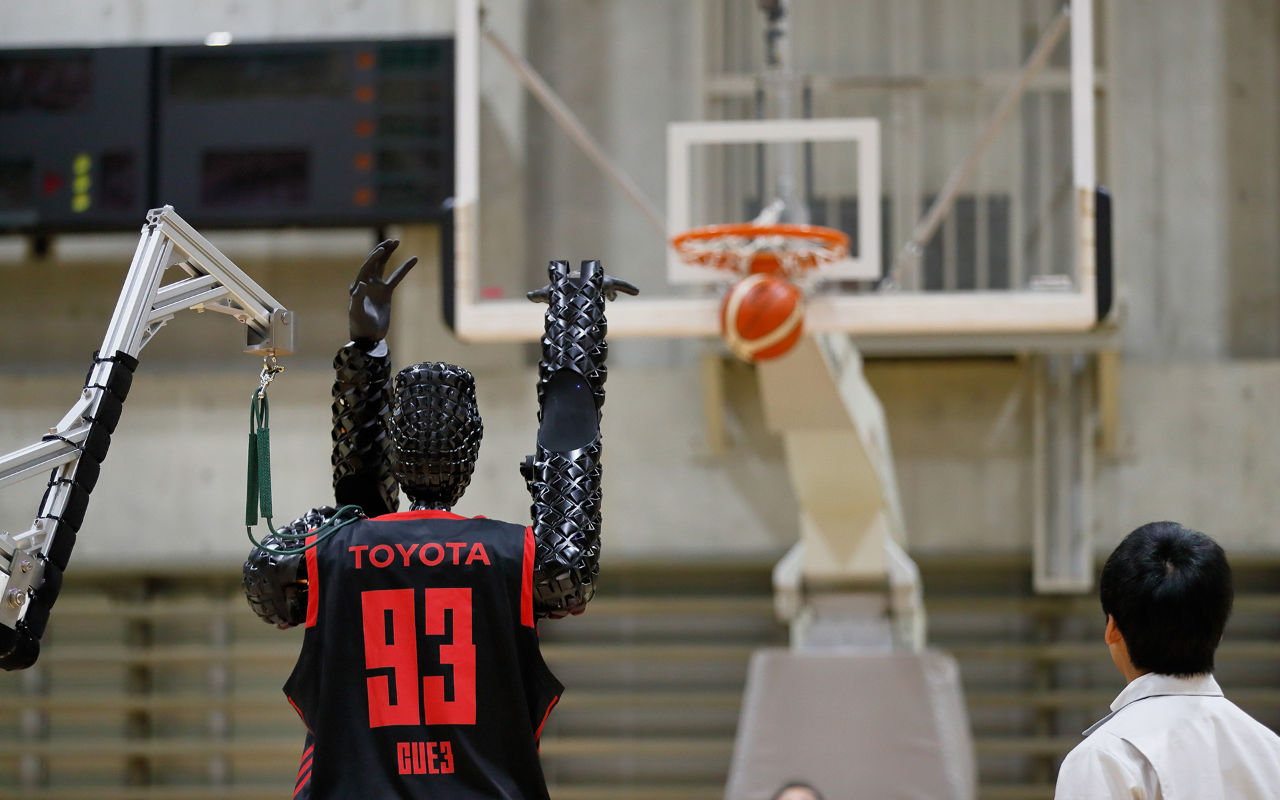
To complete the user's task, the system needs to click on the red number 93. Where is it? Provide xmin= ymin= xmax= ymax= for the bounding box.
xmin=361 ymin=587 xmax=477 ymax=727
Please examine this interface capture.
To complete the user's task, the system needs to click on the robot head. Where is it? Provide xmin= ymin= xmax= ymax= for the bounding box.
xmin=388 ymin=362 xmax=483 ymax=510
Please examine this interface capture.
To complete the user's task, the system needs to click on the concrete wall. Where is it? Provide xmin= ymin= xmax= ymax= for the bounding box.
xmin=1224 ymin=0 xmax=1280 ymax=356
xmin=1110 ymin=0 xmax=1280 ymax=358
xmin=1 ymin=0 xmax=1279 ymax=568
xmin=868 ymin=358 xmax=1280 ymax=555
xmin=1108 ymin=0 xmax=1230 ymax=358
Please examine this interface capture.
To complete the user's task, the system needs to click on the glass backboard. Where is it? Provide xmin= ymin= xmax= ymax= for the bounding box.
xmin=450 ymin=0 xmax=1107 ymax=343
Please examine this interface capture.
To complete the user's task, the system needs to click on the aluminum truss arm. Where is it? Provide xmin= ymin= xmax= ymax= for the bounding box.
xmin=0 ymin=206 xmax=293 ymax=669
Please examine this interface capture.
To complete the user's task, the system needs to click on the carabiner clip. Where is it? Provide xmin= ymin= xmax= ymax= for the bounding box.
xmin=259 ymin=354 xmax=285 ymax=390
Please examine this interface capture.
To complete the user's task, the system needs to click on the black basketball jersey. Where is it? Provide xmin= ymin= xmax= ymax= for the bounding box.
xmin=284 ymin=510 xmax=563 ymax=800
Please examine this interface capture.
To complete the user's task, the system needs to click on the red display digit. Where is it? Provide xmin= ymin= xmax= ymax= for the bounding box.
xmin=361 ymin=588 xmax=420 ymax=727
xmin=422 ymin=587 xmax=476 ymax=725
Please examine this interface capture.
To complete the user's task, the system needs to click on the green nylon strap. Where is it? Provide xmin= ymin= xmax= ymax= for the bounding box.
xmin=246 ymin=386 xmax=273 ymax=530
xmin=246 ymin=504 xmax=366 ymax=556
xmin=244 ymin=379 xmax=364 ymax=556
xmin=256 ymin=426 xmax=272 ymax=519
xmin=244 ymin=429 xmax=258 ymax=527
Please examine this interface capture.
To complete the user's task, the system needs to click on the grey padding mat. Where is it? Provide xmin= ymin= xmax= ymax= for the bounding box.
xmin=725 ymin=649 xmax=975 ymax=800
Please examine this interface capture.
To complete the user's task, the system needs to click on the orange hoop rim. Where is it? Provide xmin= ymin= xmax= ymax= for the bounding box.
xmin=670 ymin=222 xmax=851 ymax=276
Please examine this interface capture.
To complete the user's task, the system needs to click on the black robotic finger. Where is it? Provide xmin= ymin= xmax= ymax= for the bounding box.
xmin=601 ymin=275 xmax=639 ymax=300
xmin=385 ymin=256 xmax=418 ymax=290
xmin=348 ymin=240 xmax=419 ymax=346
xmin=353 ymin=239 xmax=400 ymax=287
xmin=526 ymin=260 xmax=570 ymax=304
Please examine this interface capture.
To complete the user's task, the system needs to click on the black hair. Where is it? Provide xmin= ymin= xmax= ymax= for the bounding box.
xmin=771 ymin=782 xmax=824 ymax=800
xmin=1099 ymin=521 xmax=1233 ymax=676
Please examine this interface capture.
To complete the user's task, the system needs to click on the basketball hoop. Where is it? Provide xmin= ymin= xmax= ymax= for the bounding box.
xmin=670 ymin=222 xmax=850 ymax=280
xmin=670 ymin=222 xmax=847 ymax=363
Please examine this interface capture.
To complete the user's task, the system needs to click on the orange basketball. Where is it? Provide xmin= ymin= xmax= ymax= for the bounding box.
xmin=720 ymin=273 xmax=805 ymax=362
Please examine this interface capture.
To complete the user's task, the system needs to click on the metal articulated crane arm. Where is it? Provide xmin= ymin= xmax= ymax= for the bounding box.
xmin=0 ymin=206 xmax=293 ymax=670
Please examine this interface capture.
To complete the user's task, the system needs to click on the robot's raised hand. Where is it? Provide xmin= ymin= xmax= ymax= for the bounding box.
xmin=526 ymin=260 xmax=638 ymax=305
xmin=348 ymin=239 xmax=418 ymax=346
xmin=526 ymin=260 xmax=637 ymax=410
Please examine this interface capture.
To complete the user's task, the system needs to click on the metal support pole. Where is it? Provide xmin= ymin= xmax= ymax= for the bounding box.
xmin=1032 ymin=353 xmax=1095 ymax=593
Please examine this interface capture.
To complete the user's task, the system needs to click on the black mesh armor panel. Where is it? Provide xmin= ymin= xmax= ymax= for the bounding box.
xmin=389 ymin=362 xmax=483 ymax=510
xmin=527 ymin=261 xmax=612 ymax=617
xmin=331 ymin=345 xmax=398 ymax=516
xmin=528 ymin=442 xmax=602 ymax=617
xmin=535 ymin=261 xmax=609 ymax=412
xmin=242 ymin=507 xmax=336 ymax=628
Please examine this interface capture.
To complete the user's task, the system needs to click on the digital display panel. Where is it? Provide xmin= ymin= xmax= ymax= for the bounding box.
xmin=168 ymin=51 xmax=348 ymax=101
xmin=0 ymin=159 xmax=34 ymax=210
xmin=0 ymin=38 xmax=453 ymax=232
xmin=0 ymin=47 xmax=151 ymax=231
xmin=98 ymin=151 xmax=139 ymax=210
xmin=0 ymin=54 xmax=93 ymax=113
xmin=157 ymin=38 xmax=454 ymax=227
xmin=201 ymin=150 xmax=309 ymax=207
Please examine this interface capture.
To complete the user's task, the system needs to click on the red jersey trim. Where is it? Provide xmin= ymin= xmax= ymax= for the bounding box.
xmin=304 ymin=534 xmax=319 ymax=628
xmin=287 ymin=694 xmax=311 ymax=731
xmin=293 ymin=769 xmax=311 ymax=799
xmin=534 ymin=693 xmax=560 ymax=742
xmin=521 ymin=526 xmax=535 ymax=628
xmin=296 ymin=753 xmax=313 ymax=783
xmin=296 ymin=744 xmax=313 ymax=774
xmin=372 ymin=509 xmax=471 ymax=521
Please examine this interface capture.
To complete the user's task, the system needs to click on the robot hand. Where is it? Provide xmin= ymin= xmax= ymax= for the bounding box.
xmin=348 ymin=239 xmax=418 ymax=347
xmin=526 ymin=260 xmax=637 ymax=411
xmin=526 ymin=263 xmax=638 ymax=305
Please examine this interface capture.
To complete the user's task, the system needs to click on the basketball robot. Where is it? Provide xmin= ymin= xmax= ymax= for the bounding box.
xmin=242 ymin=241 xmax=635 ymax=798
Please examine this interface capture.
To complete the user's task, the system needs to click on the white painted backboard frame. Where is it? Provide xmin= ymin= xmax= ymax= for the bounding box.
xmin=451 ymin=0 xmax=1098 ymax=343
xmin=666 ymin=117 xmax=881 ymax=284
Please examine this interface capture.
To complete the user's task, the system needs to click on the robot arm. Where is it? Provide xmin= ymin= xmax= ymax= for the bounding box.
xmin=242 ymin=241 xmax=416 ymax=628
xmin=331 ymin=239 xmax=417 ymax=517
xmin=331 ymin=341 xmax=397 ymax=516
xmin=0 ymin=207 xmax=291 ymax=670
xmin=524 ymin=260 xmax=636 ymax=618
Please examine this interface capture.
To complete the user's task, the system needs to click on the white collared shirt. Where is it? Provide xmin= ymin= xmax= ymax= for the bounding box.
xmin=1054 ymin=673 xmax=1280 ymax=799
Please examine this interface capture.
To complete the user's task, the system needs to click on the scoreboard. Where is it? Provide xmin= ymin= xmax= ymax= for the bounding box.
xmin=0 ymin=39 xmax=454 ymax=232
xmin=0 ymin=48 xmax=151 ymax=230
xmin=157 ymin=39 xmax=453 ymax=227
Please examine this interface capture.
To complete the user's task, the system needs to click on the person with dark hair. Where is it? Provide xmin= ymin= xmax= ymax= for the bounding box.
xmin=1054 ymin=521 xmax=1280 ymax=798
xmin=770 ymin=781 xmax=824 ymax=800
